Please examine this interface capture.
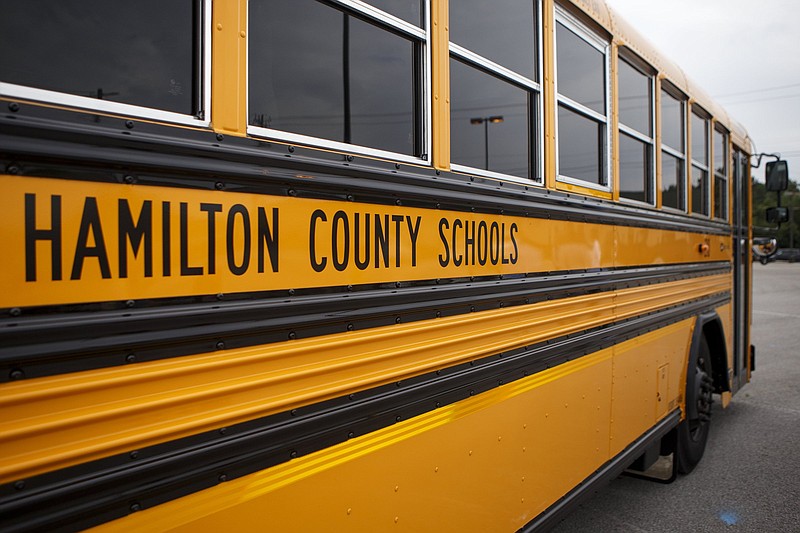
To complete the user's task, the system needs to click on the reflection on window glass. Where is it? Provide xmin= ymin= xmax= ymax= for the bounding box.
xmin=450 ymin=59 xmax=529 ymax=178
xmin=0 ymin=0 xmax=196 ymax=115
xmin=619 ymin=133 xmax=652 ymax=203
xmin=618 ymin=59 xmax=651 ymax=135
xmin=368 ymin=0 xmax=422 ymax=26
xmin=662 ymin=152 xmax=685 ymax=210
xmin=661 ymin=90 xmax=684 ymax=152
xmin=558 ymin=105 xmax=604 ymax=185
xmin=556 ymin=22 xmax=605 ymax=114
xmin=692 ymin=113 xmax=708 ymax=164
xmin=450 ymin=0 xmax=536 ymax=79
xmin=692 ymin=166 xmax=709 ymax=215
xmin=715 ymin=176 xmax=728 ymax=220
xmin=714 ymin=128 xmax=729 ymax=220
xmin=714 ymin=129 xmax=728 ymax=175
xmin=249 ymin=0 xmax=418 ymax=156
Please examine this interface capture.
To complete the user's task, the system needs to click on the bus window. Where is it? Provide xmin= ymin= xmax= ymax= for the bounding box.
xmin=691 ymin=110 xmax=711 ymax=216
xmin=555 ymin=9 xmax=611 ymax=190
xmin=248 ymin=0 xmax=427 ymax=160
xmin=0 ymin=0 xmax=206 ymax=125
xmin=713 ymin=127 xmax=730 ymax=220
xmin=449 ymin=0 xmax=540 ymax=182
xmin=618 ymin=54 xmax=655 ymax=204
xmin=660 ymin=86 xmax=687 ymax=210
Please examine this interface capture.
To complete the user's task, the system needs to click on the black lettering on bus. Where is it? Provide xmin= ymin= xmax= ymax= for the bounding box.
xmin=162 ymin=201 xmax=171 ymax=277
xmin=354 ymin=213 xmax=371 ymax=270
xmin=501 ymin=223 xmax=510 ymax=265
xmin=438 ymin=218 xmax=450 ymax=267
xmin=71 ymin=197 xmax=111 ymax=280
xmin=200 ymin=203 xmax=222 ymax=275
xmin=25 ymin=193 xmax=62 ymax=282
xmin=406 ymin=215 xmax=421 ymax=267
xmin=477 ymin=221 xmax=488 ymax=266
xmin=452 ymin=219 xmax=463 ymax=267
xmin=118 ymin=199 xmax=153 ymax=279
xmin=309 ymin=209 xmax=327 ymax=273
xmin=392 ymin=215 xmax=404 ymax=268
xmin=490 ymin=222 xmax=500 ymax=265
xmin=226 ymin=204 xmax=251 ymax=276
xmin=332 ymin=210 xmax=350 ymax=272
xmin=258 ymin=207 xmax=279 ymax=274
xmin=509 ymin=222 xmax=519 ymax=264
xmin=464 ymin=220 xmax=475 ymax=266
xmin=375 ymin=214 xmax=389 ymax=268
xmin=180 ymin=202 xmax=203 ymax=276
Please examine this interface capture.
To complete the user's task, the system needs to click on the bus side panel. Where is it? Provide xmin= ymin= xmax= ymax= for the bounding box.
xmin=91 ymin=350 xmax=615 ymax=533
xmin=609 ymin=320 xmax=693 ymax=457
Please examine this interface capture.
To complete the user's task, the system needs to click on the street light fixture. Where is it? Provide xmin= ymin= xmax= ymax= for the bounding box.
xmin=470 ymin=115 xmax=504 ymax=170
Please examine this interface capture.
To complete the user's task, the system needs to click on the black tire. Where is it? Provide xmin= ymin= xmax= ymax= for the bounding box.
xmin=676 ymin=335 xmax=714 ymax=474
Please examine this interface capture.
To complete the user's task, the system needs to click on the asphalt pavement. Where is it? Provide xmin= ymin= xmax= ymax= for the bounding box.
xmin=551 ymin=261 xmax=800 ymax=532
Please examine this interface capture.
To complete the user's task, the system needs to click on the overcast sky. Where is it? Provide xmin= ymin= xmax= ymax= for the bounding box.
xmin=605 ymin=0 xmax=800 ymax=183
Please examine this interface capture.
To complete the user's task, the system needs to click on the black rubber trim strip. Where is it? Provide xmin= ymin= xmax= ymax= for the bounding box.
xmin=0 ymin=292 xmax=728 ymax=533
xmin=518 ymin=409 xmax=682 ymax=532
xmin=0 ymin=263 xmax=730 ymax=382
xmin=1 ymin=110 xmax=731 ymax=236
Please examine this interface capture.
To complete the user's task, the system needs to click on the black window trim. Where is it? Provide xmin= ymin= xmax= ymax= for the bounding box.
xmin=0 ymin=0 xmax=212 ymax=127
xmin=246 ymin=0 xmax=432 ymax=166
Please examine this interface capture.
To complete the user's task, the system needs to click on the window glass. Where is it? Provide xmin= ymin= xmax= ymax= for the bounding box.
xmin=368 ymin=0 xmax=422 ymax=26
xmin=556 ymin=22 xmax=605 ymax=114
xmin=0 ymin=0 xmax=197 ymax=115
xmin=714 ymin=128 xmax=728 ymax=175
xmin=249 ymin=0 xmax=419 ymax=156
xmin=661 ymin=89 xmax=684 ymax=152
xmin=715 ymin=176 xmax=728 ymax=220
xmin=692 ymin=112 xmax=708 ymax=165
xmin=619 ymin=133 xmax=652 ymax=203
xmin=618 ymin=59 xmax=651 ymax=135
xmin=558 ymin=105 xmax=604 ymax=185
xmin=714 ymin=128 xmax=729 ymax=220
xmin=692 ymin=166 xmax=710 ymax=216
xmin=450 ymin=0 xmax=536 ymax=79
xmin=450 ymin=59 xmax=530 ymax=179
xmin=662 ymin=152 xmax=685 ymax=210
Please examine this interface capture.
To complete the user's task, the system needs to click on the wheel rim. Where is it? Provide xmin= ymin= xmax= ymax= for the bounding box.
xmin=688 ymin=355 xmax=714 ymax=442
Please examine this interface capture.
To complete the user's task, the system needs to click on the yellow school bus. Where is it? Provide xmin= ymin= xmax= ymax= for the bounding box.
xmin=0 ymin=1 xmax=758 ymax=531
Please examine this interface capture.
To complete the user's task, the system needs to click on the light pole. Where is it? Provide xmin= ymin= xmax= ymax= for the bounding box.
xmin=470 ymin=115 xmax=504 ymax=170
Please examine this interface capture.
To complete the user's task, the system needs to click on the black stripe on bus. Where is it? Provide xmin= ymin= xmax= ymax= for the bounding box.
xmin=0 ymin=292 xmax=729 ymax=533
xmin=1 ymin=109 xmax=732 ymax=237
xmin=0 ymin=262 xmax=730 ymax=382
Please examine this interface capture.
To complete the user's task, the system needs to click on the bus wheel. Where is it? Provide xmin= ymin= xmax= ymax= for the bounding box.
xmin=676 ymin=336 xmax=714 ymax=474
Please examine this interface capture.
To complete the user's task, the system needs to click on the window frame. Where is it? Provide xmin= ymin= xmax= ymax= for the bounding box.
xmin=447 ymin=0 xmax=544 ymax=185
xmin=659 ymin=83 xmax=688 ymax=212
xmin=246 ymin=0 xmax=432 ymax=166
xmin=713 ymin=124 xmax=730 ymax=221
xmin=616 ymin=51 xmax=656 ymax=206
xmin=554 ymin=6 xmax=612 ymax=192
xmin=690 ymin=106 xmax=711 ymax=217
xmin=0 ymin=0 xmax=212 ymax=128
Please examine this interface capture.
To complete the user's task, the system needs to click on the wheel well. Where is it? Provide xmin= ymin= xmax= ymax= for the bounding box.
xmin=700 ymin=316 xmax=730 ymax=394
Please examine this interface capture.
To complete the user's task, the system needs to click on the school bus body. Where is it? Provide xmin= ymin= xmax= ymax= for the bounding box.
xmin=0 ymin=0 xmax=754 ymax=531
